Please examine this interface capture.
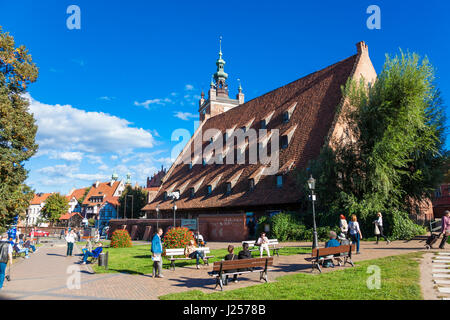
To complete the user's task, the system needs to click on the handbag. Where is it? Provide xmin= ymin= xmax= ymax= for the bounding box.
xmin=151 ymin=254 xmax=161 ymax=262
xmin=374 ymin=224 xmax=380 ymax=235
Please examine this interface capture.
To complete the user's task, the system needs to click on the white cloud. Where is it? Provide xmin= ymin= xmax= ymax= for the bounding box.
xmin=86 ymin=155 xmax=103 ymax=165
xmin=27 ymin=94 xmax=155 ymax=154
xmin=98 ymin=96 xmax=115 ymax=101
xmin=134 ymin=98 xmax=172 ymax=109
xmin=185 ymin=84 xmax=194 ymax=91
xmin=50 ymin=151 xmax=84 ymax=162
xmin=174 ymin=112 xmax=198 ymax=121
xmin=111 ymin=155 xmax=118 ymax=160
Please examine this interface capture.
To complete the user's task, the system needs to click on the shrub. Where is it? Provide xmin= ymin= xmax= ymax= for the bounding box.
xmin=162 ymin=227 xmax=194 ymax=254
xmin=387 ymin=209 xmax=427 ymax=240
xmin=271 ymin=213 xmax=294 ymax=241
xmin=110 ymin=229 xmax=132 ymax=248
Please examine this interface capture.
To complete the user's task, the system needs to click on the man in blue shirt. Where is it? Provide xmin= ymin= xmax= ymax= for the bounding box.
xmin=151 ymin=228 xmax=164 ymax=278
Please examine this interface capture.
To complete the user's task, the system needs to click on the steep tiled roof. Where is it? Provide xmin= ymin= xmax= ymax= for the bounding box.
xmin=67 ymin=187 xmax=88 ymax=201
xmin=30 ymin=193 xmax=53 ymax=205
xmin=59 ymin=212 xmax=83 ymax=220
xmin=143 ymin=43 xmax=375 ymax=212
xmin=82 ymin=181 xmax=121 ymax=207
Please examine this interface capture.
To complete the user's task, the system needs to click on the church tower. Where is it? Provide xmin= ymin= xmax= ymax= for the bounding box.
xmin=199 ymin=37 xmax=244 ymax=121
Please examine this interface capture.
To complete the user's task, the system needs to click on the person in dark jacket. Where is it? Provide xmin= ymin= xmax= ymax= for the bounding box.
xmin=0 ymin=234 xmax=13 ymax=290
xmin=238 ymin=242 xmax=253 ymax=272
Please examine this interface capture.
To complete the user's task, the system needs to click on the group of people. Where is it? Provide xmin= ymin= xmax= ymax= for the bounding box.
xmin=0 ymin=232 xmax=38 ymax=290
xmin=338 ymin=212 xmax=391 ymax=254
xmin=63 ymin=228 xmax=103 ymax=264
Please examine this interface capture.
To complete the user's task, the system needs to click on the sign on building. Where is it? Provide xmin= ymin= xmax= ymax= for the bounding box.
xmin=181 ymin=219 xmax=197 ymax=230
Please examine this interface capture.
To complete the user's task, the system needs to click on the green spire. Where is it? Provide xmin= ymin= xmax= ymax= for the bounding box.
xmin=214 ymin=36 xmax=228 ymax=84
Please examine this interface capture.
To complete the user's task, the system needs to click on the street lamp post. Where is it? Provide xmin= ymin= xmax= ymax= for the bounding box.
xmin=173 ymin=203 xmax=177 ymax=228
xmin=156 ymin=204 xmax=160 ymax=230
xmin=127 ymin=195 xmax=134 ymax=220
xmin=308 ymin=175 xmax=319 ymax=249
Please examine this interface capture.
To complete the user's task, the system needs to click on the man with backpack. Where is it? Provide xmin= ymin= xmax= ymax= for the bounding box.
xmin=0 ymin=234 xmax=13 ymax=290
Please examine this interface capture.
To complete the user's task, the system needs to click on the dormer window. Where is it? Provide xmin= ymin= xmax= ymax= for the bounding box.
xmin=226 ymin=182 xmax=232 ymax=194
xmin=281 ymin=135 xmax=288 ymax=149
xmin=163 ymin=191 xmax=168 ymax=201
xmin=189 ymin=162 xmax=193 ymax=170
xmin=207 ymin=185 xmax=212 ymax=195
xmin=276 ymin=175 xmax=283 ymax=188
xmin=260 ymin=120 xmax=266 ymax=129
xmin=202 ymin=158 xmax=206 ymax=166
xmin=189 ymin=187 xmax=195 ymax=198
xmin=283 ymin=111 xmax=290 ymax=123
xmin=241 ymin=126 xmax=246 ymax=133
xmin=209 ymin=137 xmax=214 ymax=144
xmin=249 ymin=178 xmax=255 ymax=191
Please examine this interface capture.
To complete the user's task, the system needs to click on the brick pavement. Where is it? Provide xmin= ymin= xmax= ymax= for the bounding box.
xmin=0 ymin=238 xmax=443 ymax=300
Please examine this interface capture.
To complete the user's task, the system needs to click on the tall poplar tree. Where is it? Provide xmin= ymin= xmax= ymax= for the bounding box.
xmin=0 ymin=27 xmax=39 ymax=230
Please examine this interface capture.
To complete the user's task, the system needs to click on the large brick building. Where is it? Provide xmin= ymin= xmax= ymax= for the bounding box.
xmin=141 ymin=41 xmax=378 ymax=241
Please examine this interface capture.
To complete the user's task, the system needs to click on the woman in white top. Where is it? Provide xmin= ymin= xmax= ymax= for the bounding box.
xmin=65 ymin=229 xmax=76 ymax=257
xmin=339 ymin=214 xmax=348 ymax=238
xmin=374 ymin=212 xmax=390 ymax=244
xmin=348 ymin=215 xmax=363 ymax=254
xmin=256 ymin=232 xmax=270 ymax=258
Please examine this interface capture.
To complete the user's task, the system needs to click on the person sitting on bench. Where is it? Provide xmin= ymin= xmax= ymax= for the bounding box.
xmin=238 ymin=242 xmax=253 ymax=272
xmin=224 ymin=245 xmax=238 ymax=284
xmin=13 ymin=239 xmax=29 ymax=259
xmin=184 ymin=239 xmax=207 ymax=269
xmin=23 ymin=237 xmax=37 ymax=253
xmin=256 ymin=232 xmax=270 ymax=258
xmin=81 ymin=243 xmax=103 ymax=264
xmin=323 ymin=231 xmax=341 ymax=267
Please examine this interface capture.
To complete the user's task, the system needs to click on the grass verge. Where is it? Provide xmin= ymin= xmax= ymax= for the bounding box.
xmin=160 ymin=251 xmax=424 ymax=300
xmin=91 ymin=245 xmax=310 ymax=275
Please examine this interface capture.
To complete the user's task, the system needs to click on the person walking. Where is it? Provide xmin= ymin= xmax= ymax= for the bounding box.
xmin=374 ymin=212 xmax=390 ymax=244
xmin=348 ymin=215 xmax=363 ymax=254
xmin=59 ymin=228 xmax=65 ymax=240
xmin=439 ymin=210 xmax=450 ymax=249
xmin=184 ymin=239 xmax=207 ymax=269
xmin=339 ymin=214 xmax=348 ymax=239
xmin=0 ymin=234 xmax=13 ymax=290
xmin=151 ymin=228 xmax=164 ymax=278
xmin=256 ymin=232 xmax=270 ymax=258
xmin=65 ymin=229 xmax=76 ymax=257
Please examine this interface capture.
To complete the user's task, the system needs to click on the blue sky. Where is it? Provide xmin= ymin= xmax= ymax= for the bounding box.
xmin=1 ymin=0 xmax=449 ymax=194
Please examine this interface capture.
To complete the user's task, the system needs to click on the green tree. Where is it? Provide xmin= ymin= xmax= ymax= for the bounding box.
xmin=0 ymin=26 xmax=39 ymax=230
xmin=297 ymin=50 xmax=448 ymax=239
xmin=118 ymin=185 xmax=148 ymax=219
xmin=41 ymin=193 xmax=69 ymax=225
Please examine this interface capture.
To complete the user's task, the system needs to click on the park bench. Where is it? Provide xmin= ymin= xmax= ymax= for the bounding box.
xmin=305 ymin=244 xmax=355 ymax=273
xmin=242 ymin=239 xmax=280 ymax=256
xmin=209 ymin=257 xmax=274 ymax=291
xmin=165 ymin=247 xmax=214 ymax=271
xmin=12 ymin=245 xmax=28 ymax=259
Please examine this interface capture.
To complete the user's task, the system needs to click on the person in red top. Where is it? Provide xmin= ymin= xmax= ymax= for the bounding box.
xmin=439 ymin=210 xmax=450 ymax=249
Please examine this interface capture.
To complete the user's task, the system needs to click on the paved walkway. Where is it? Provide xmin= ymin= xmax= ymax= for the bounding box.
xmin=421 ymin=251 xmax=450 ymax=300
xmin=0 ymin=238 xmax=445 ymax=300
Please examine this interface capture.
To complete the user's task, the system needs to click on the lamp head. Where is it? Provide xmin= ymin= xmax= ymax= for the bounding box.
xmin=307 ymin=175 xmax=316 ymax=191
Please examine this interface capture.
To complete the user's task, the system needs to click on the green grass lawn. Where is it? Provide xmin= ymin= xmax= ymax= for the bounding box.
xmin=160 ymin=251 xmax=424 ymax=300
xmin=91 ymin=245 xmax=311 ymax=275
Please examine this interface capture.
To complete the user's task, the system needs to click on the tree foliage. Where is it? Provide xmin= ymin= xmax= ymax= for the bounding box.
xmin=118 ymin=185 xmax=148 ymax=219
xmin=0 ymin=26 xmax=39 ymax=229
xmin=297 ymin=50 xmax=448 ymax=239
xmin=41 ymin=193 xmax=69 ymax=225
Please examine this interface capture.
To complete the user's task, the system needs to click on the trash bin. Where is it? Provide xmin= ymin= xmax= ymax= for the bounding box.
xmin=98 ymin=252 xmax=108 ymax=269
